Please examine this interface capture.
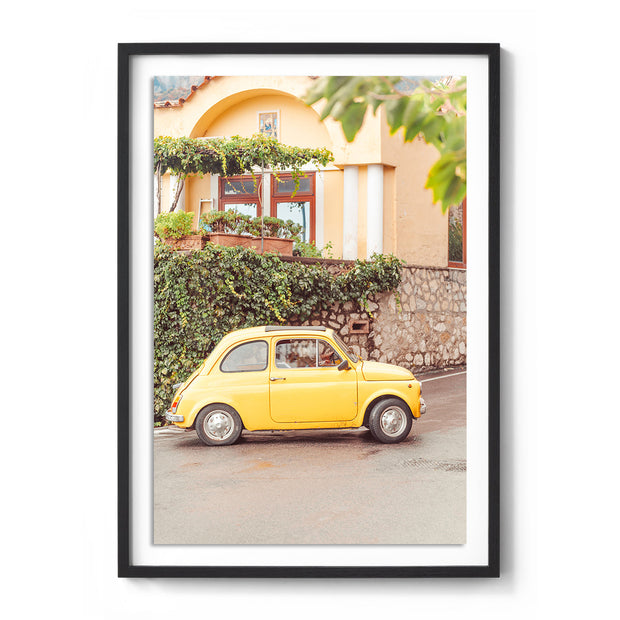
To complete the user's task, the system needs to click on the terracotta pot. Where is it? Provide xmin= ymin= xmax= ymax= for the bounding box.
xmin=255 ymin=237 xmax=294 ymax=256
xmin=164 ymin=235 xmax=208 ymax=251
xmin=207 ymin=232 xmax=254 ymax=248
xmin=187 ymin=232 xmax=294 ymax=256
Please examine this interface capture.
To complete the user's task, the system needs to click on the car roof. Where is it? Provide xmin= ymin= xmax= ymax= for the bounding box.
xmin=264 ymin=325 xmax=328 ymax=333
xmin=224 ymin=325 xmax=333 ymax=340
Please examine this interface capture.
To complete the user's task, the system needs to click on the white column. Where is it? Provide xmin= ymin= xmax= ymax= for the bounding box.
xmin=169 ymin=175 xmax=185 ymax=212
xmin=261 ymin=172 xmax=270 ymax=218
xmin=342 ymin=166 xmax=359 ymax=260
xmin=366 ymin=164 xmax=383 ymax=257
xmin=210 ymin=174 xmax=219 ymax=212
xmin=315 ymin=171 xmax=324 ymax=249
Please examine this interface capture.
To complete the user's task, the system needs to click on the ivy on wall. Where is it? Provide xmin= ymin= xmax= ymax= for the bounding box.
xmin=153 ymin=243 xmax=403 ymax=424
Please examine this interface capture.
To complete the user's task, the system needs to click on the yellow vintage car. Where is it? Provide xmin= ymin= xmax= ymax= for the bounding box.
xmin=165 ymin=326 xmax=426 ymax=445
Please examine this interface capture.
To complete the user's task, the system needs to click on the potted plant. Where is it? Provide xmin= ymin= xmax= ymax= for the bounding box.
xmin=154 ymin=212 xmax=207 ymax=250
xmin=253 ymin=216 xmax=302 ymax=255
xmin=200 ymin=212 xmax=300 ymax=256
xmin=199 ymin=210 xmax=257 ymax=249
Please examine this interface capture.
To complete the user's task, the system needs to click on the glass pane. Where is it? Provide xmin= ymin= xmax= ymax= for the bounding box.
xmin=224 ymin=203 xmax=257 ymax=218
xmin=333 ymin=333 xmax=359 ymax=363
xmin=221 ymin=341 xmax=268 ymax=372
xmin=448 ymin=202 xmax=464 ymax=263
xmin=317 ymin=340 xmax=342 ymax=367
xmin=275 ymin=339 xmax=317 ymax=368
xmin=273 ymin=176 xmax=312 ymax=195
xmin=223 ymin=177 xmax=259 ymax=196
xmin=276 ymin=201 xmax=310 ymax=242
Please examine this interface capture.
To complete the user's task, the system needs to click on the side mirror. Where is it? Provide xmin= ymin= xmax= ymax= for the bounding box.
xmin=337 ymin=359 xmax=350 ymax=371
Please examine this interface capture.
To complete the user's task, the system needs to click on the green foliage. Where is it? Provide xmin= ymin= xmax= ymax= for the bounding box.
xmin=304 ymin=76 xmax=466 ymax=212
xmin=154 ymin=133 xmax=333 ymax=186
xmin=153 ymin=244 xmax=403 ymax=423
xmin=155 ymin=134 xmax=333 ymax=213
xmin=199 ymin=210 xmax=249 ymax=234
xmin=154 ymin=211 xmax=196 ymax=239
xmin=293 ymin=240 xmax=322 ymax=257
xmin=260 ymin=216 xmax=302 ymax=239
xmin=199 ymin=211 xmax=303 ymax=240
xmin=294 ymin=240 xmax=334 ymax=258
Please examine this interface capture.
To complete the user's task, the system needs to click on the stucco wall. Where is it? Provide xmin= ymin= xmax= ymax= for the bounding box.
xmin=154 ymin=76 xmax=452 ymax=266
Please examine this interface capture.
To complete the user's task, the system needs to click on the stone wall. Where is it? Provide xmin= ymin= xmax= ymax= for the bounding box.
xmin=295 ymin=264 xmax=467 ymax=373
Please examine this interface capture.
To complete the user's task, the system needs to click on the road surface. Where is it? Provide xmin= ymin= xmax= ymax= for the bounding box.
xmin=153 ymin=368 xmax=466 ymax=545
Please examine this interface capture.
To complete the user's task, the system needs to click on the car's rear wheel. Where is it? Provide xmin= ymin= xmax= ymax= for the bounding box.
xmin=195 ymin=404 xmax=243 ymax=446
xmin=368 ymin=398 xmax=412 ymax=444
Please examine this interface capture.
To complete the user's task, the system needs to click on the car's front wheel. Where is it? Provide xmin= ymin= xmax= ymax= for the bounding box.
xmin=368 ymin=398 xmax=413 ymax=444
xmin=195 ymin=404 xmax=243 ymax=446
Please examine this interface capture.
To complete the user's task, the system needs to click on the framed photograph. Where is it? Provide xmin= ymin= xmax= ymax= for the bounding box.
xmin=118 ymin=43 xmax=500 ymax=578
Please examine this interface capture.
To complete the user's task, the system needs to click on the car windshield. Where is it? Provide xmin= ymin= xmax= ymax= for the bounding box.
xmin=332 ymin=333 xmax=359 ymax=363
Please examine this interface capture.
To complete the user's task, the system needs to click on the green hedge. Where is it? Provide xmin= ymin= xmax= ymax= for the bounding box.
xmin=153 ymin=242 xmax=403 ymax=424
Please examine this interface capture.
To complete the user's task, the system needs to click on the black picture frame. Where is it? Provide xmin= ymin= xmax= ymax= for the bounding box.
xmin=118 ymin=42 xmax=500 ymax=578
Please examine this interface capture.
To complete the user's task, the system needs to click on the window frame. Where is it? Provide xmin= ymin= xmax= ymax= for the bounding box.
xmin=270 ymin=172 xmax=316 ymax=243
xmin=274 ymin=337 xmax=342 ymax=370
xmin=218 ymin=175 xmax=263 ymax=217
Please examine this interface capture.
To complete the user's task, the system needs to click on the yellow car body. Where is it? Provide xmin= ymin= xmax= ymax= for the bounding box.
xmin=165 ymin=326 xmax=426 ymax=445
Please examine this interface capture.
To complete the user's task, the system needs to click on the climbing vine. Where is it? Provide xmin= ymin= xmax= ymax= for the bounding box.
xmin=154 ymin=134 xmax=334 ymax=212
xmin=153 ymin=243 xmax=403 ymax=424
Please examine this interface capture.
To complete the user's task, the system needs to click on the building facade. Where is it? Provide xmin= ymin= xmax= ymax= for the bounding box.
xmin=154 ymin=75 xmax=459 ymax=267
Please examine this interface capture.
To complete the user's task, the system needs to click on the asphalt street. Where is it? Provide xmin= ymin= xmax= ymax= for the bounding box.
xmin=153 ymin=368 xmax=466 ymax=545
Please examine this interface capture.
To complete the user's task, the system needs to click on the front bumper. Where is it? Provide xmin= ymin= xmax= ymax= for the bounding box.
xmin=419 ymin=397 xmax=427 ymax=415
xmin=165 ymin=411 xmax=184 ymax=423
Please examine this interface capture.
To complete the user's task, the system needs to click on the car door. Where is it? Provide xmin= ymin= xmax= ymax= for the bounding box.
xmin=269 ymin=337 xmax=358 ymax=423
xmin=210 ymin=338 xmax=271 ymax=427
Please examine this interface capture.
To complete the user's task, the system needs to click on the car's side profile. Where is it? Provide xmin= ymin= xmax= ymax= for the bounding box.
xmin=165 ymin=325 xmax=426 ymax=445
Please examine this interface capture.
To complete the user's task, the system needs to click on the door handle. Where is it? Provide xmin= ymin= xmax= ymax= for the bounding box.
xmin=270 ymin=377 xmax=286 ymax=381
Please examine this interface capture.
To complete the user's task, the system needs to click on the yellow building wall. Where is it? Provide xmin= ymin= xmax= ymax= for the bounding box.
xmin=380 ymin=108 xmax=449 ymax=267
xmin=383 ymin=166 xmax=397 ymax=256
xmin=185 ymin=174 xmax=212 ymax=227
xmin=154 ymin=77 xmax=453 ymax=267
xmin=322 ymin=170 xmax=343 ymax=257
xmin=203 ymin=94 xmax=331 ymax=149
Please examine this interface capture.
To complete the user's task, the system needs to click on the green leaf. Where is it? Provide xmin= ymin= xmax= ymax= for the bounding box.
xmin=384 ymin=97 xmax=408 ymax=133
xmin=340 ymin=102 xmax=367 ymax=142
xmin=419 ymin=116 xmax=445 ymax=147
xmin=425 ymin=152 xmax=467 ymax=212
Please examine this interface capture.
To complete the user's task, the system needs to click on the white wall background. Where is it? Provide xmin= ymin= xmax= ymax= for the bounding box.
xmin=1 ymin=1 xmax=618 ymax=618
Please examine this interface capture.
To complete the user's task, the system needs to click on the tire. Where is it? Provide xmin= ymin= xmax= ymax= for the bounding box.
xmin=368 ymin=398 xmax=413 ymax=444
xmin=195 ymin=404 xmax=243 ymax=446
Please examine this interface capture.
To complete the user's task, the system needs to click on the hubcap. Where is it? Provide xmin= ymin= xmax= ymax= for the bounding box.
xmin=204 ymin=410 xmax=234 ymax=441
xmin=380 ymin=406 xmax=407 ymax=436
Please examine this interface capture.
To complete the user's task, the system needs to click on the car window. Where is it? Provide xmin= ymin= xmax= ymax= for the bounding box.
xmin=332 ymin=333 xmax=359 ymax=363
xmin=275 ymin=339 xmax=342 ymax=369
xmin=220 ymin=340 xmax=268 ymax=372
xmin=317 ymin=340 xmax=342 ymax=367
